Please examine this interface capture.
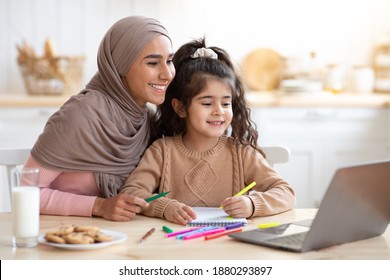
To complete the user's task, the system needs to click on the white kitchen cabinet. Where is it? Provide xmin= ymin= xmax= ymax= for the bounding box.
xmin=0 ymin=107 xmax=58 ymax=148
xmin=0 ymin=107 xmax=58 ymax=212
xmin=252 ymin=107 xmax=390 ymax=208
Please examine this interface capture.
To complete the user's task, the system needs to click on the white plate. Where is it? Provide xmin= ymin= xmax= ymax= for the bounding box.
xmin=38 ymin=229 xmax=127 ymax=250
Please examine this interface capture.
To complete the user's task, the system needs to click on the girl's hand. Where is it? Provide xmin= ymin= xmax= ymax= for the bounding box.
xmin=164 ymin=202 xmax=197 ymax=226
xmin=92 ymin=193 xmax=149 ymax=222
xmin=221 ymin=196 xmax=253 ymax=218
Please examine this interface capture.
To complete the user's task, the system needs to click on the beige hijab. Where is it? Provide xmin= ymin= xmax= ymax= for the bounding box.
xmin=31 ymin=16 xmax=171 ymax=197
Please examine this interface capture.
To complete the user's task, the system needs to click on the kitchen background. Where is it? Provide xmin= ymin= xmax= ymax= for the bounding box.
xmin=1 ymin=0 xmax=390 ymax=211
xmin=1 ymin=0 xmax=390 ymax=94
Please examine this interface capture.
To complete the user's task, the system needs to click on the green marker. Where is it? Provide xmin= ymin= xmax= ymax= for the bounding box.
xmin=162 ymin=226 xmax=173 ymax=233
xmin=145 ymin=191 xmax=170 ymax=202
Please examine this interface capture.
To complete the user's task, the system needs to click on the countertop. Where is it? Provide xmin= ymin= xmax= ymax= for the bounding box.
xmin=0 ymin=94 xmax=71 ymax=107
xmin=1 ymin=92 xmax=390 ymax=108
xmin=246 ymin=91 xmax=390 ymax=108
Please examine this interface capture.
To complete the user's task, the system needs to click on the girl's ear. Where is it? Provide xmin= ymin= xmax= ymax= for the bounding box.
xmin=171 ymin=98 xmax=187 ymax=118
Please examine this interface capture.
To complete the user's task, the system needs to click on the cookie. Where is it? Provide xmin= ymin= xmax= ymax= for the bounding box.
xmin=45 ymin=233 xmax=66 ymax=244
xmin=84 ymin=229 xmax=100 ymax=238
xmin=45 ymin=230 xmax=61 ymax=236
xmin=94 ymin=232 xmax=113 ymax=243
xmin=57 ymin=224 xmax=75 ymax=235
xmin=74 ymin=225 xmax=100 ymax=232
xmin=64 ymin=232 xmax=95 ymax=244
xmin=44 ymin=224 xmax=112 ymax=245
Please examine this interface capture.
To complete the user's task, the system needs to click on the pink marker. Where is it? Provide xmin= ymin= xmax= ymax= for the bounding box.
xmin=165 ymin=227 xmax=202 ymax=238
xmin=183 ymin=227 xmax=226 ymax=240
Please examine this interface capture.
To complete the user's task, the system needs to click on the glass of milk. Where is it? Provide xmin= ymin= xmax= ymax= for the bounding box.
xmin=11 ymin=167 xmax=40 ymax=248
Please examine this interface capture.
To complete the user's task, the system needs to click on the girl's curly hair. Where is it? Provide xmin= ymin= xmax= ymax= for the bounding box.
xmin=150 ymin=37 xmax=262 ymax=155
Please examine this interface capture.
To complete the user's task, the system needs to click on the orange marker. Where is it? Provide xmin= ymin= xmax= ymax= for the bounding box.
xmin=205 ymin=227 xmax=243 ymax=240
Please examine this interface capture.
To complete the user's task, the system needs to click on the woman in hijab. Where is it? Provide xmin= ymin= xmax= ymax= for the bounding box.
xmin=23 ymin=16 xmax=176 ymax=221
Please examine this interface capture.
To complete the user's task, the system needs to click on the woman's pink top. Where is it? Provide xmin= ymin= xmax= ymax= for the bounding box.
xmin=24 ymin=155 xmax=101 ymax=217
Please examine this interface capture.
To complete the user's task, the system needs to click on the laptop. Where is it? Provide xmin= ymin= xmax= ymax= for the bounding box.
xmin=229 ymin=160 xmax=390 ymax=252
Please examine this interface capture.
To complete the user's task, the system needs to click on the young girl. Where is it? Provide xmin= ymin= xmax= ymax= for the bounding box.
xmin=120 ymin=38 xmax=295 ymax=225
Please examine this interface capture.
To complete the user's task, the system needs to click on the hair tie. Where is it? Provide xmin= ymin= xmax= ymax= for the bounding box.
xmin=191 ymin=47 xmax=218 ymax=59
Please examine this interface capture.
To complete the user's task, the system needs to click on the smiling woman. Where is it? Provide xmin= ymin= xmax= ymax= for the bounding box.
xmin=22 ymin=16 xmax=176 ymax=222
xmin=123 ymin=35 xmax=175 ymax=107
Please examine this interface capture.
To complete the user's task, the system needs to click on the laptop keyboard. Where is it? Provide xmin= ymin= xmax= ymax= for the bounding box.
xmin=264 ymin=232 xmax=307 ymax=250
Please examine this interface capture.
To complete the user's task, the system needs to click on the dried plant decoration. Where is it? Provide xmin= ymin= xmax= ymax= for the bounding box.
xmin=16 ymin=39 xmax=85 ymax=96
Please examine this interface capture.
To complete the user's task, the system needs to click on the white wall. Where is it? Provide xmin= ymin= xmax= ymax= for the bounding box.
xmin=1 ymin=0 xmax=390 ymax=95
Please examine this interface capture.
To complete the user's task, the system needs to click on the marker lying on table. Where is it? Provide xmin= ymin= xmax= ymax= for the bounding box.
xmin=205 ymin=227 xmax=243 ymax=240
xmin=145 ymin=191 xmax=170 ymax=202
xmin=162 ymin=226 xmax=173 ymax=233
xmin=258 ymin=222 xmax=281 ymax=229
xmin=183 ymin=227 xmax=225 ymax=240
xmin=225 ymin=222 xmax=245 ymax=230
xmin=181 ymin=223 xmax=245 ymax=240
xmin=176 ymin=226 xmax=216 ymax=239
xmin=165 ymin=227 xmax=202 ymax=238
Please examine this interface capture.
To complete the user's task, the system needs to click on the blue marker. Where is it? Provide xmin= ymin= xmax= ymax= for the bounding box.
xmin=176 ymin=226 xmax=216 ymax=239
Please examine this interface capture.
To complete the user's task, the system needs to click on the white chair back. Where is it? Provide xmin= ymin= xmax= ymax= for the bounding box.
xmin=262 ymin=146 xmax=291 ymax=166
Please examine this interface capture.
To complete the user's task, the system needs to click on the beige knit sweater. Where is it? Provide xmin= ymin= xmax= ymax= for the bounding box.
xmin=120 ymin=135 xmax=295 ymax=219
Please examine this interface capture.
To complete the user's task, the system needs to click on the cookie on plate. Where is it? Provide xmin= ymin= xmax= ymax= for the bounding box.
xmin=64 ymin=232 xmax=95 ymax=244
xmin=56 ymin=224 xmax=75 ymax=235
xmin=94 ymin=232 xmax=113 ymax=243
xmin=74 ymin=225 xmax=100 ymax=232
xmin=45 ymin=233 xmax=66 ymax=244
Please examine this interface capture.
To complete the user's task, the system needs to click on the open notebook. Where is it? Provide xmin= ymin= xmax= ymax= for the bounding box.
xmin=187 ymin=207 xmax=247 ymax=226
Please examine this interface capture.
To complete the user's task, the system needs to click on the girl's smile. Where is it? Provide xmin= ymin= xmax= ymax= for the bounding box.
xmin=177 ymin=78 xmax=233 ymax=152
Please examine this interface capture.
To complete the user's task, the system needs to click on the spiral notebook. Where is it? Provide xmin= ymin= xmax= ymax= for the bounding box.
xmin=187 ymin=207 xmax=247 ymax=226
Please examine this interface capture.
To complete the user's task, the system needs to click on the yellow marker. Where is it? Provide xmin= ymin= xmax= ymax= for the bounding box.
xmin=258 ymin=222 xmax=282 ymax=229
xmin=234 ymin=182 xmax=256 ymax=197
xmin=220 ymin=182 xmax=257 ymax=208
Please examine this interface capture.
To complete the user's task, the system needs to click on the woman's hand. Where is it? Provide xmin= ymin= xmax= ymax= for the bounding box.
xmin=92 ymin=193 xmax=149 ymax=221
xmin=163 ymin=202 xmax=197 ymax=226
xmin=221 ymin=196 xmax=253 ymax=218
